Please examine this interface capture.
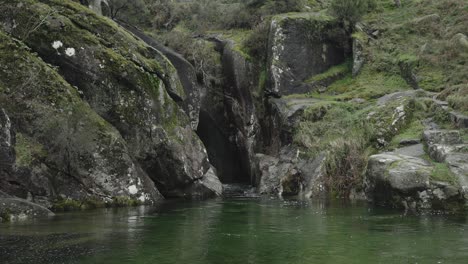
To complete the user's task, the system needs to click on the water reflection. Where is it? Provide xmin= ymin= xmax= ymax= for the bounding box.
xmin=1 ymin=198 xmax=468 ymax=264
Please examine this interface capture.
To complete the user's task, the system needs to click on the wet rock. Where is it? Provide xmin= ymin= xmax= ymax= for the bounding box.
xmin=267 ymin=13 xmax=348 ymax=95
xmin=182 ymin=166 xmax=223 ymax=199
xmin=120 ymin=23 xmax=201 ymax=129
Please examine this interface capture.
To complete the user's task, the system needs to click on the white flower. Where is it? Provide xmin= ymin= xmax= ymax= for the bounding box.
xmin=52 ymin=40 xmax=63 ymax=50
xmin=65 ymin=47 xmax=76 ymax=57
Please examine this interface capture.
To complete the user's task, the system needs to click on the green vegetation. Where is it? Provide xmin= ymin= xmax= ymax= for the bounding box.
xmin=306 ymin=60 xmax=351 ymax=83
xmin=431 ymin=162 xmax=459 ymax=186
xmin=14 ymin=133 xmax=47 ymax=167
xmin=52 ymin=196 xmax=141 ymax=211
xmin=0 ymin=209 xmax=11 ymax=222
xmin=388 ymin=120 xmax=425 ymax=149
xmin=330 ymin=0 xmax=376 ymax=30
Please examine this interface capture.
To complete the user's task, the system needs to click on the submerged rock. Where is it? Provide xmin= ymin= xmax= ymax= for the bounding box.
xmin=0 ymin=197 xmax=54 ymax=222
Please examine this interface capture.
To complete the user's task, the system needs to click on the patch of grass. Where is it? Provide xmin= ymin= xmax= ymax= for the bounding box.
xmin=52 ymin=198 xmax=83 ymax=211
xmin=14 ymin=133 xmax=47 ymax=167
xmin=325 ymin=66 xmax=411 ymax=100
xmin=305 ymin=60 xmax=351 ymax=83
xmin=431 ymin=162 xmax=459 ymax=186
xmin=112 ymin=196 xmax=142 ymax=207
xmin=389 ymin=120 xmax=425 ymax=148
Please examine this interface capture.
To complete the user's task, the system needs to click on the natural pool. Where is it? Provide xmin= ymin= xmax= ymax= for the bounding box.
xmin=1 ymin=198 xmax=468 ymax=264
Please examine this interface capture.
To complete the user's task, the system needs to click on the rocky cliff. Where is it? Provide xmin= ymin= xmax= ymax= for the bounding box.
xmin=0 ymin=0 xmax=222 ymax=220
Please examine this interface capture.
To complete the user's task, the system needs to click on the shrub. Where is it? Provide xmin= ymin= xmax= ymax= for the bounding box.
xmin=243 ymin=20 xmax=271 ymax=62
xmin=330 ymin=0 xmax=375 ymax=31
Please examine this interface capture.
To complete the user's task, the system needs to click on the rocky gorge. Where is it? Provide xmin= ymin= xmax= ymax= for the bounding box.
xmin=0 ymin=0 xmax=467 ymax=222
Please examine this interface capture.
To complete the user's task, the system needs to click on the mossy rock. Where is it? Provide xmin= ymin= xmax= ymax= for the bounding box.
xmin=0 ymin=30 xmax=162 ymax=206
xmin=0 ymin=0 xmax=220 ymax=198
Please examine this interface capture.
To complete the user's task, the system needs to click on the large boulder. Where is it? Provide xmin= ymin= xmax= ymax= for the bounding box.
xmin=0 ymin=31 xmax=162 ymax=206
xmin=365 ymin=153 xmax=464 ymax=211
xmin=0 ymin=0 xmax=221 ymax=199
xmin=255 ymin=148 xmax=326 ymax=198
xmin=266 ymin=13 xmax=348 ymax=95
xmin=268 ymin=97 xmax=321 ymax=146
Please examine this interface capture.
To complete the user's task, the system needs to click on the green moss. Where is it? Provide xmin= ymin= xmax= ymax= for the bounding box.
xmin=112 ymin=196 xmax=142 ymax=207
xmin=14 ymin=133 xmax=47 ymax=167
xmin=52 ymin=196 xmax=140 ymax=211
xmin=257 ymin=69 xmax=267 ymax=93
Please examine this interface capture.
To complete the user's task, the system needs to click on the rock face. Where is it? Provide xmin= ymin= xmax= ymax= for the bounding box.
xmin=119 ymin=22 xmax=202 ymax=129
xmin=365 ymin=153 xmax=464 ymax=211
xmin=0 ymin=31 xmax=161 ymax=206
xmin=0 ymin=0 xmax=222 ymax=207
xmin=197 ymin=38 xmax=259 ymax=184
xmin=267 ymin=13 xmax=348 ymax=95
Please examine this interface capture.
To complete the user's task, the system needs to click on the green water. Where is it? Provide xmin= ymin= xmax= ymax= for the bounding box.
xmin=1 ymin=198 xmax=468 ymax=264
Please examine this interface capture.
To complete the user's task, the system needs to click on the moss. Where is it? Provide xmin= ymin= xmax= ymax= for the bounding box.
xmin=52 ymin=196 xmax=140 ymax=211
xmin=0 ymin=209 xmax=11 ymax=222
xmin=112 ymin=196 xmax=142 ymax=207
xmin=14 ymin=133 xmax=47 ymax=167
xmin=257 ymin=68 xmax=267 ymax=94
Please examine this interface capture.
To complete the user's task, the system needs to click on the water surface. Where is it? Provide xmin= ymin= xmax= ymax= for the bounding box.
xmin=1 ymin=198 xmax=468 ymax=263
